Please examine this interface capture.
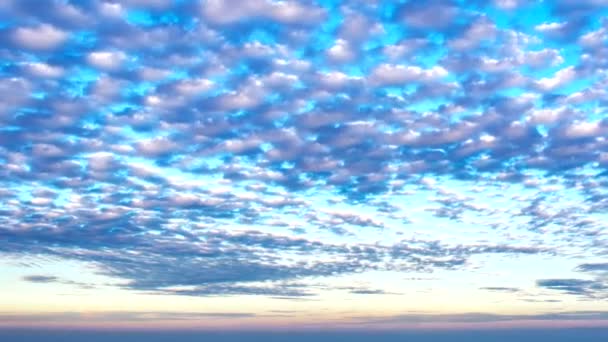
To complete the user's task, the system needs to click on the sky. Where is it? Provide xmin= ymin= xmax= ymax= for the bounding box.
xmin=0 ymin=0 xmax=608 ymax=334
xmin=2 ymin=329 xmax=608 ymax=342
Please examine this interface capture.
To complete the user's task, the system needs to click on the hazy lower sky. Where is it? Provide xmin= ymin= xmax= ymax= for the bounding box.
xmin=1 ymin=0 xmax=608 ymax=332
xmin=2 ymin=329 xmax=608 ymax=342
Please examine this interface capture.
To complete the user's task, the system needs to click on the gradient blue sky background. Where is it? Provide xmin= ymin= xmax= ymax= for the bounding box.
xmin=1 ymin=0 xmax=608 ymax=334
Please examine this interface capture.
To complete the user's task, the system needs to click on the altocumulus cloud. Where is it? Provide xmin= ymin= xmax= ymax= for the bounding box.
xmin=0 ymin=0 xmax=607 ymax=303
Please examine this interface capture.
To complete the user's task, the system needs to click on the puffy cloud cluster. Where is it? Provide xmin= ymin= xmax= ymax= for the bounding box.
xmin=0 ymin=0 xmax=607 ymax=300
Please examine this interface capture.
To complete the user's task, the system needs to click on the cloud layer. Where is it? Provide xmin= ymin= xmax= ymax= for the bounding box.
xmin=0 ymin=0 xmax=607 ymax=314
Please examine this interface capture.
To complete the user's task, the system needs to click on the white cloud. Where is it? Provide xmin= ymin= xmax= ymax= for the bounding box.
xmin=526 ymin=108 xmax=569 ymax=125
xmin=25 ymin=63 xmax=64 ymax=78
xmin=564 ymin=121 xmax=601 ymax=139
xmin=326 ymin=39 xmax=355 ymax=62
xmin=371 ymin=64 xmax=448 ymax=85
xmin=202 ymin=0 xmax=325 ymax=25
xmin=174 ymin=79 xmax=215 ymax=96
xmin=12 ymin=24 xmax=67 ymax=50
xmin=494 ymin=0 xmax=522 ymax=10
xmin=534 ymin=66 xmax=577 ymax=91
xmin=87 ymin=51 xmax=127 ymax=71
xmin=535 ymin=22 xmax=568 ymax=38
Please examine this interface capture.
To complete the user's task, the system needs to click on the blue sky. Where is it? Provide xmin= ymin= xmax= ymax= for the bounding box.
xmin=0 ymin=0 xmax=608 ymax=331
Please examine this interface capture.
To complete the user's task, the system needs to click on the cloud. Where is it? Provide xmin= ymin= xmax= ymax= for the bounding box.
xmin=494 ymin=0 xmax=526 ymax=10
xmin=2 ymin=217 xmax=547 ymax=298
xmin=479 ymin=287 xmax=521 ymax=293
xmin=347 ymin=311 xmax=608 ymax=326
xmin=24 ymin=62 xmax=65 ymax=78
xmin=371 ymin=64 xmax=448 ymax=85
xmin=344 ymin=287 xmax=396 ymax=295
xmin=87 ymin=51 xmax=128 ymax=71
xmin=11 ymin=24 xmax=68 ymax=50
xmin=536 ymin=279 xmax=608 ymax=298
xmin=22 ymin=275 xmax=95 ymax=289
xmin=0 ymin=311 xmax=255 ymax=324
xmin=448 ymin=18 xmax=497 ymax=51
xmin=577 ymin=263 xmax=608 ymax=272
xmin=533 ymin=66 xmax=577 ymax=91
xmin=0 ymin=0 xmax=606 ymax=307
xmin=397 ymin=0 xmax=459 ymax=30
xmin=22 ymin=275 xmax=59 ymax=283
xmin=201 ymin=0 xmax=325 ymax=26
